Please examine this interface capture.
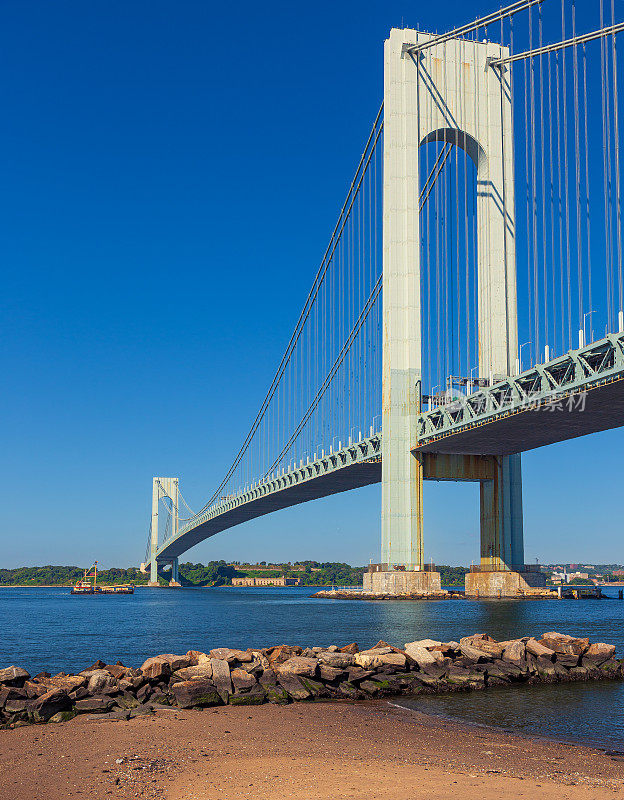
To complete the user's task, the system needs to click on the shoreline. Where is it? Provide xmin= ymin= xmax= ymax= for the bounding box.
xmin=1 ymin=700 xmax=622 ymax=799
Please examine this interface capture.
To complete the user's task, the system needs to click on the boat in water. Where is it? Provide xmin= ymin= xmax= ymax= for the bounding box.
xmin=71 ymin=562 xmax=134 ymax=595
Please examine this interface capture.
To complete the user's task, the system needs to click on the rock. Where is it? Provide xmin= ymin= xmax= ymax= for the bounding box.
xmin=140 ymin=657 xmax=172 ymax=681
xmin=265 ymin=685 xmax=290 ymax=704
xmin=459 ymin=643 xmax=491 ymax=662
xmin=229 ymin=685 xmax=266 ymax=705
xmin=39 ymin=675 xmax=87 ymax=693
xmin=337 ymin=681 xmax=360 ymax=698
xmin=87 ymin=660 xmax=106 ymax=670
xmin=267 ymin=645 xmax=303 ymax=665
xmin=339 ymin=643 xmax=359 ymax=654
xmin=23 ymin=681 xmax=48 ymax=698
xmin=186 ymin=650 xmax=208 ymax=666
xmin=210 ymin=658 xmax=232 ymax=703
xmin=230 ymin=668 xmax=257 ymax=691
xmin=136 ymin=683 xmax=152 ymax=701
xmin=299 ymin=678 xmax=331 ymax=698
xmin=460 ymin=636 xmax=504 ymax=658
xmin=358 ymin=680 xmax=381 ymax=695
xmin=525 ymin=639 xmax=555 ymax=659
xmin=4 ymin=698 xmax=31 ymax=714
xmin=556 ymin=653 xmax=580 ymax=668
xmin=586 ymin=642 xmax=616 ymax=661
xmin=369 ymin=640 xmax=393 ymax=650
xmin=0 ymin=686 xmax=25 ymax=707
xmin=277 ymin=657 xmax=318 ymax=678
xmin=414 ymin=639 xmax=443 ymax=649
xmin=221 ymin=649 xmax=253 ymax=663
xmin=172 ymin=664 xmax=213 ymax=682
xmin=104 ymin=665 xmax=128 ymax=679
xmin=317 ymin=652 xmax=355 ymax=668
xmin=276 ymin=673 xmax=311 ymax=701
xmin=33 ymin=688 xmax=72 ymax=722
xmin=501 ymin=640 xmax=526 ymax=661
xmin=540 ymin=633 xmax=589 ymax=656
xmin=404 ymin=643 xmax=437 ymax=667
xmin=258 ymin=669 xmax=278 ymax=687
xmin=48 ymin=710 xmax=75 ymax=724
xmin=319 ymin=665 xmax=347 ymax=682
xmin=87 ymin=670 xmax=116 ymax=695
xmin=599 ymin=659 xmax=622 ymax=679
xmin=171 ymin=679 xmax=221 ymax=708
xmin=346 ymin=667 xmax=376 ymax=683
xmin=75 ymin=696 xmax=116 ymax=714
xmin=0 ymin=666 xmax=30 ymax=686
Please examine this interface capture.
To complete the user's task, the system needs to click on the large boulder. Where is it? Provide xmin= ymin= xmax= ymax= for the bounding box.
xmin=32 ymin=688 xmax=72 ymax=722
xmin=500 ymin=640 xmax=526 ymax=662
xmin=277 ymin=657 xmax=318 ymax=678
xmin=209 ymin=648 xmax=252 ymax=663
xmin=585 ymin=642 xmax=616 ymax=662
xmin=539 ymin=633 xmax=589 ymax=656
xmin=276 ymin=673 xmax=311 ymax=701
xmin=171 ymin=679 xmax=221 ymax=708
xmin=0 ymin=686 xmax=25 ymax=708
xmin=317 ymin=652 xmax=355 ymax=668
xmin=458 ymin=643 xmax=491 ymax=662
xmin=87 ymin=670 xmax=116 ymax=695
xmin=339 ymin=643 xmax=359 ymax=654
xmin=525 ymin=639 xmax=555 ymax=659
xmin=74 ymin=696 xmax=116 ymax=714
xmin=460 ymin=635 xmax=504 ymax=659
xmin=172 ymin=663 xmax=213 ymax=682
xmin=39 ymin=674 xmax=87 ymax=693
xmin=210 ymin=658 xmax=232 ymax=703
xmin=266 ymin=645 xmax=303 ymax=665
xmin=404 ymin=643 xmax=437 ymax=667
xmin=0 ymin=666 xmax=30 ymax=686
xmin=230 ymin=668 xmax=257 ymax=691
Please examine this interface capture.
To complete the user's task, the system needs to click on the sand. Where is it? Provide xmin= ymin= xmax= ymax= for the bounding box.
xmin=0 ymin=701 xmax=622 ymax=799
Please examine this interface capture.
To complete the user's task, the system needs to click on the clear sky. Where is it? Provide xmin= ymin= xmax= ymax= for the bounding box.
xmin=1 ymin=0 xmax=622 ymax=569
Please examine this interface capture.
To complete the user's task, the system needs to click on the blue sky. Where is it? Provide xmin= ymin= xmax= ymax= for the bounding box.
xmin=1 ymin=0 xmax=622 ymax=569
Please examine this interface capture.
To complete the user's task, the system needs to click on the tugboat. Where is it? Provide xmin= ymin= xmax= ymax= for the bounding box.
xmin=71 ymin=562 xmax=134 ymax=595
xmin=71 ymin=562 xmax=98 ymax=594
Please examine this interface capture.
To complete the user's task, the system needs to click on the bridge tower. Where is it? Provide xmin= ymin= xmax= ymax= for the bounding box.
xmin=147 ymin=477 xmax=181 ymax=587
xmin=375 ymin=28 xmax=537 ymax=596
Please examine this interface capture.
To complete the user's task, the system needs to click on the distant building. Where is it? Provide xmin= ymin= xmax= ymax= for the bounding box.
xmin=231 ymin=575 xmax=299 ymax=587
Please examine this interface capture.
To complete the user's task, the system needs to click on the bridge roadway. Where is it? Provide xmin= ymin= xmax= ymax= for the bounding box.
xmin=156 ymin=332 xmax=624 ymax=563
xmin=155 ymin=435 xmax=382 ymax=563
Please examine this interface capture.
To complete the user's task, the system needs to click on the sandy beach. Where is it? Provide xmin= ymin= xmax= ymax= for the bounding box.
xmin=1 ymin=701 xmax=622 ymax=799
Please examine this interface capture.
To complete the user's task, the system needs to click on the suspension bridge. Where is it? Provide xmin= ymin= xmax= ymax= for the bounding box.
xmin=142 ymin=0 xmax=624 ymax=596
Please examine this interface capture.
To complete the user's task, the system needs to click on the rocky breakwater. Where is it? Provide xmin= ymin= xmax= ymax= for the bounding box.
xmin=0 ymin=632 xmax=621 ymax=729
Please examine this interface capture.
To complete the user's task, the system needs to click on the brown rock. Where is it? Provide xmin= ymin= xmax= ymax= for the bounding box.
xmin=319 ymin=665 xmax=347 ymax=682
xmin=186 ymin=650 xmax=208 ymax=666
xmin=317 ymin=652 xmax=355 ymax=668
xmin=277 ymin=657 xmax=318 ymax=678
xmin=460 ymin=636 xmax=504 ymax=658
xmin=276 ymin=673 xmax=311 ymax=701
xmin=173 ymin=664 xmax=213 ymax=682
xmin=140 ymin=657 xmax=172 ymax=681
xmin=540 ymin=632 xmax=589 ymax=656
xmin=87 ymin=670 xmax=116 ymax=695
xmin=39 ymin=674 xmax=87 ymax=693
xmin=210 ymin=658 xmax=232 ymax=702
xmin=33 ymin=688 xmax=72 ymax=722
xmin=501 ymin=640 xmax=526 ymax=661
xmin=171 ymin=679 xmax=221 ymax=708
xmin=74 ymin=696 xmax=116 ymax=714
xmin=104 ymin=665 xmax=128 ymax=679
xmin=23 ymin=681 xmax=49 ymax=698
xmin=267 ymin=645 xmax=303 ymax=665
xmin=231 ymin=668 xmax=257 ymax=691
xmin=586 ymin=642 xmax=617 ymax=660
xmin=403 ymin=643 xmax=437 ymax=667
xmin=339 ymin=643 xmax=359 ymax=654
xmin=0 ymin=666 xmax=30 ymax=685
xmin=0 ymin=686 xmax=26 ymax=708
xmin=525 ymin=638 xmax=555 ymax=659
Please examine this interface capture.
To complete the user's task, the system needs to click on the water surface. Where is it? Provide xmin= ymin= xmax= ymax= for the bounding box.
xmin=1 ymin=585 xmax=622 ymax=747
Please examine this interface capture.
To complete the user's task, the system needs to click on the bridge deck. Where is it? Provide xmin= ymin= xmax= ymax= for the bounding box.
xmin=156 ymin=437 xmax=381 ymax=562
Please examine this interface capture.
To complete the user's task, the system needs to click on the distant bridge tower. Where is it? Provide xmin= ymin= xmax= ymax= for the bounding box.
xmin=148 ymin=477 xmax=181 ymax=587
xmin=378 ymin=28 xmax=526 ymax=593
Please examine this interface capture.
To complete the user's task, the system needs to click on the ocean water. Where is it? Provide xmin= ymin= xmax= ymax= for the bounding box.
xmin=1 ymin=585 xmax=623 ymax=747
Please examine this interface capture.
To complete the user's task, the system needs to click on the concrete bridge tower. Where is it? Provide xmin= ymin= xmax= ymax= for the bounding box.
xmin=371 ymin=28 xmax=541 ymax=596
xmin=146 ymin=477 xmax=181 ymax=587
